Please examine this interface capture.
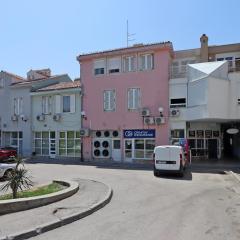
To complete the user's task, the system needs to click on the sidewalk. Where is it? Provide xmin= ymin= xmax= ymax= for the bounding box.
xmin=0 ymin=179 xmax=112 ymax=240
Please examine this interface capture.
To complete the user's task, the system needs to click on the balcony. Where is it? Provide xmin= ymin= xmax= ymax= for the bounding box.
xmin=170 ymin=59 xmax=240 ymax=79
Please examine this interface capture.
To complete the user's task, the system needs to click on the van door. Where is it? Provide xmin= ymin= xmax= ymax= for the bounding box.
xmin=169 ymin=147 xmax=181 ymax=170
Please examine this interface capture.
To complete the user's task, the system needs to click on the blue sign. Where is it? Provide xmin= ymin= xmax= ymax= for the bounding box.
xmin=123 ymin=129 xmax=155 ymax=138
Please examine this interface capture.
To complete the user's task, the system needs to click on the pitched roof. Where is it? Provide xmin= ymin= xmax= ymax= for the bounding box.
xmin=36 ymin=80 xmax=81 ymax=92
xmin=11 ymin=74 xmax=68 ymax=86
xmin=1 ymin=71 xmax=26 ymax=81
xmin=77 ymin=41 xmax=173 ymax=60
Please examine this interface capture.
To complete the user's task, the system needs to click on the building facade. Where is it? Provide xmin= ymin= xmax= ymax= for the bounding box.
xmin=169 ymin=34 xmax=240 ymax=160
xmin=31 ymin=80 xmax=82 ymax=158
xmin=0 ymin=69 xmax=73 ymax=157
xmin=77 ymin=42 xmax=173 ymax=162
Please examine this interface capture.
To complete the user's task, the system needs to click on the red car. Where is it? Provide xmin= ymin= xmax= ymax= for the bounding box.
xmin=0 ymin=147 xmax=17 ymax=162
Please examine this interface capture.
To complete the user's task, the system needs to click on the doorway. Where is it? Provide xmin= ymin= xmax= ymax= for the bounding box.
xmin=112 ymin=139 xmax=121 ymax=161
xmin=208 ymin=139 xmax=218 ymax=159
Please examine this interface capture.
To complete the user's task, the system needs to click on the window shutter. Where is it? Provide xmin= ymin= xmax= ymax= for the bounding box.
xmin=19 ymin=98 xmax=23 ymax=115
xmin=124 ymin=57 xmax=129 ymax=72
xmin=42 ymin=97 xmax=45 ymax=114
xmin=70 ymin=94 xmax=76 ymax=113
xmin=13 ymin=98 xmax=17 ymax=115
xmin=130 ymin=57 xmax=135 ymax=71
xmin=110 ymin=90 xmax=115 ymax=111
xmin=48 ymin=96 xmax=52 ymax=114
xmin=103 ymin=91 xmax=108 ymax=111
xmin=128 ymin=89 xmax=134 ymax=109
xmin=55 ymin=95 xmax=61 ymax=113
xmin=140 ymin=56 xmax=145 ymax=70
xmin=147 ymin=54 xmax=152 ymax=69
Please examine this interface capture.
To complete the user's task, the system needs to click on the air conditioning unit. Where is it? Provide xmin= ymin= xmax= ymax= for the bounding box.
xmin=144 ymin=117 xmax=155 ymax=125
xmin=36 ymin=114 xmax=45 ymax=121
xmin=141 ymin=108 xmax=150 ymax=117
xmin=155 ymin=117 xmax=165 ymax=125
xmin=170 ymin=109 xmax=180 ymax=117
xmin=79 ymin=128 xmax=90 ymax=137
xmin=20 ymin=114 xmax=28 ymax=122
xmin=53 ymin=114 xmax=61 ymax=121
xmin=11 ymin=115 xmax=18 ymax=121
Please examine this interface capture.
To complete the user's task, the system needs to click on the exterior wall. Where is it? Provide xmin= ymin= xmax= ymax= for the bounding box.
xmin=80 ymin=49 xmax=171 ymax=161
xmin=229 ymin=72 xmax=240 ymax=119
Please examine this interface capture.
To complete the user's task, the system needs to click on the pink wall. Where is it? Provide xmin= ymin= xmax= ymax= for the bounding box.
xmin=79 ymin=47 xmax=172 ymax=160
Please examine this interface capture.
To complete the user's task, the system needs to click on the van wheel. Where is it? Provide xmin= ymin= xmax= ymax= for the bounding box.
xmin=153 ymin=167 xmax=159 ymax=177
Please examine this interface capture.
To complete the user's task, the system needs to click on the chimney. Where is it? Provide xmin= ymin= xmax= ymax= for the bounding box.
xmin=200 ymin=34 xmax=209 ymax=62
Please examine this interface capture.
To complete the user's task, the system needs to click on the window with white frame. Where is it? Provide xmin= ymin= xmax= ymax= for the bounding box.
xmin=128 ymin=88 xmax=140 ymax=110
xmin=139 ymin=54 xmax=153 ymax=71
xmin=63 ymin=96 xmax=70 ymax=113
xmin=94 ymin=59 xmax=105 ymax=75
xmin=108 ymin=57 xmax=121 ymax=74
xmin=123 ymin=56 xmax=136 ymax=72
xmin=59 ymin=131 xmax=81 ymax=157
xmin=13 ymin=97 xmax=23 ymax=115
xmin=103 ymin=90 xmax=116 ymax=111
xmin=42 ymin=96 xmax=52 ymax=114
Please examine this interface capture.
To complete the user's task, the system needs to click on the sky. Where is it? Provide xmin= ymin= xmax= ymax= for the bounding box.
xmin=1 ymin=0 xmax=240 ymax=79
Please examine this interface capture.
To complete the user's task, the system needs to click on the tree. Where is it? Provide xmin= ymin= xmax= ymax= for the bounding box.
xmin=1 ymin=157 xmax=33 ymax=199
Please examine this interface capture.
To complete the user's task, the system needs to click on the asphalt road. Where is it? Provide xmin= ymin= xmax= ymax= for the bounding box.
xmin=26 ymin=162 xmax=240 ymax=240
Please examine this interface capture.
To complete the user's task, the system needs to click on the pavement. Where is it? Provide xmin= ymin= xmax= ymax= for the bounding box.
xmin=0 ymin=179 xmax=112 ymax=240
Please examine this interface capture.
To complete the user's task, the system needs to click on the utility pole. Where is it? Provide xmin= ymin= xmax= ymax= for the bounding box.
xmin=126 ymin=20 xmax=135 ymax=47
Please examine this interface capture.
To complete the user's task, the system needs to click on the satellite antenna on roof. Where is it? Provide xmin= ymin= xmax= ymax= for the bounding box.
xmin=126 ymin=20 xmax=136 ymax=47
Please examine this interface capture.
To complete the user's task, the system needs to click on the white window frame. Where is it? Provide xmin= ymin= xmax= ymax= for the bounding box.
xmin=107 ymin=57 xmax=121 ymax=74
xmin=13 ymin=97 xmax=23 ymax=115
xmin=94 ymin=59 xmax=106 ymax=76
xmin=103 ymin=90 xmax=116 ymax=112
xmin=42 ymin=96 xmax=52 ymax=114
xmin=128 ymin=88 xmax=141 ymax=110
xmin=139 ymin=53 xmax=153 ymax=71
xmin=62 ymin=95 xmax=71 ymax=113
xmin=123 ymin=56 xmax=136 ymax=72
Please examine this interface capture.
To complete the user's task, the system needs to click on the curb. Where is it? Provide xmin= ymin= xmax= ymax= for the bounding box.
xmin=228 ymin=171 xmax=240 ymax=183
xmin=2 ymin=182 xmax=113 ymax=240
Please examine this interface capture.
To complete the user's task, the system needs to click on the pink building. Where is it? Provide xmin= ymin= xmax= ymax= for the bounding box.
xmin=77 ymin=42 xmax=173 ymax=163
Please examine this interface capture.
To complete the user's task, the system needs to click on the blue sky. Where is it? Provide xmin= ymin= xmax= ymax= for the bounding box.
xmin=1 ymin=0 xmax=240 ymax=79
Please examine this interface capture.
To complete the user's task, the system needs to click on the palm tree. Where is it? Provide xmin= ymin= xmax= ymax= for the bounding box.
xmin=1 ymin=157 xmax=33 ymax=199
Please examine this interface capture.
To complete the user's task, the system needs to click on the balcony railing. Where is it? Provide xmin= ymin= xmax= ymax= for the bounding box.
xmin=170 ymin=60 xmax=240 ymax=79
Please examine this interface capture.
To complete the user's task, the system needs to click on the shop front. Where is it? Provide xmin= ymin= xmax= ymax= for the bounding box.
xmin=123 ymin=129 xmax=155 ymax=163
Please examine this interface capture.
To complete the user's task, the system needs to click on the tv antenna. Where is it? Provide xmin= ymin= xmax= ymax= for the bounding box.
xmin=126 ymin=20 xmax=135 ymax=47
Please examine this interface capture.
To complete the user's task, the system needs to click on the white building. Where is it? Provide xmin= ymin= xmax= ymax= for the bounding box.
xmin=169 ymin=34 xmax=240 ymax=161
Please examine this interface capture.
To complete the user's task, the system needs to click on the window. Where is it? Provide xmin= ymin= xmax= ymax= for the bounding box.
xmin=42 ymin=96 xmax=52 ymax=114
xmin=128 ymin=88 xmax=140 ymax=110
xmin=59 ymin=131 xmax=81 ymax=157
xmin=123 ymin=56 xmax=135 ymax=72
xmin=139 ymin=54 xmax=153 ymax=71
xmin=217 ymin=56 xmax=233 ymax=68
xmin=235 ymin=58 xmax=240 ymax=71
xmin=10 ymin=131 xmax=23 ymax=155
xmin=13 ymin=97 xmax=23 ymax=115
xmin=108 ymin=57 xmax=121 ymax=74
xmin=63 ymin=96 xmax=70 ymax=112
xmin=94 ymin=59 xmax=105 ymax=75
xmin=171 ymin=129 xmax=185 ymax=138
xmin=103 ymin=90 xmax=116 ymax=111
xmin=170 ymin=98 xmax=186 ymax=108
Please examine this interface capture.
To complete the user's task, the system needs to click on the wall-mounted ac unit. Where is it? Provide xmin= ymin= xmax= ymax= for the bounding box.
xmin=170 ymin=109 xmax=180 ymax=117
xmin=141 ymin=108 xmax=150 ymax=117
xmin=36 ymin=114 xmax=45 ymax=121
xmin=20 ymin=114 xmax=28 ymax=122
xmin=79 ymin=128 xmax=90 ymax=137
xmin=144 ymin=117 xmax=155 ymax=125
xmin=155 ymin=117 xmax=165 ymax=125
xmin=11 ymin=115 xmax=18 ymax=121
xmin=53 ymin=114 xmax=61 ymax=121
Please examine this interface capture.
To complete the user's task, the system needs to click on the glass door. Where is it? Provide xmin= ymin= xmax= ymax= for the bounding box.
xmin=125 ymin=139 xmax=133 ymax=162
xmin=49 ymin=131 xmax=56 ymax=158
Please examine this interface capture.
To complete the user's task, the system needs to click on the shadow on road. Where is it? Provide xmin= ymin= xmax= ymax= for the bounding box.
xmin=156 ymin=169 xmax=193 ymax=181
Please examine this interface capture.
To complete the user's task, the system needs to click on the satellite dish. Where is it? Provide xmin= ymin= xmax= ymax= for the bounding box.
xmin=226 ymin=128 xmax=239 ymax=134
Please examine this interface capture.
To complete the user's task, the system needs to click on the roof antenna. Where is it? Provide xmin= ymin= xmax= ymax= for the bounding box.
xmin=127 ymin=20 xmax=135 ymax=47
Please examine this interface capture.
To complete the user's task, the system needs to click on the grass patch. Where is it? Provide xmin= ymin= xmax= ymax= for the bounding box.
xmin=0 ymin=182 xmax=65 ymax=200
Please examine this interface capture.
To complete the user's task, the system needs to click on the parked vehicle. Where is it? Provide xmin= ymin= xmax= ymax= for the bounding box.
xmin=153 ymin=145 xmax=189 ymax=177
xmin=0 ymin=147 xmax=17 ymax=162
xmin=0 ymin=163 xmax=16 ymax=179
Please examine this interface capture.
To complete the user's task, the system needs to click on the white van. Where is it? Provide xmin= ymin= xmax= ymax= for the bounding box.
xmin=153 ymin=145 xmax=188 ymax=177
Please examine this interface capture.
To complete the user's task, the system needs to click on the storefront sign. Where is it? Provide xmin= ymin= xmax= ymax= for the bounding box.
xmin=123 ymin=129 xmax=155 ymax=138
xmin=196 ymin=130 xmax=204 ymax=138
xmin=205 ymin=130 xmax=212 ymax=138
xmin=226 ymin=128 xmax=239 ymax=134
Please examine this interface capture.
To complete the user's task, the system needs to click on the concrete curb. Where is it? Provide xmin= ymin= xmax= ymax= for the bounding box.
xmin=0 ymin=180 xmax=79 ymax=215
xmin=228 ymin=171 xmax=240 ymax=183
xmin=1 ymin=181 xmax=113 ymax=240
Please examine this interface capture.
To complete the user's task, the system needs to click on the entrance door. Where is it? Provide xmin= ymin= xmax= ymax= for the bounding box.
xmin=112 ymin=139 xmax=121 ymax=161
xmin=125 ymin=140 xmax=133 ymax=162
xmin=208 ymin=139 xmax=218 ymax=159
xmin=49 ymin=131 xmax=56 ymax=158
